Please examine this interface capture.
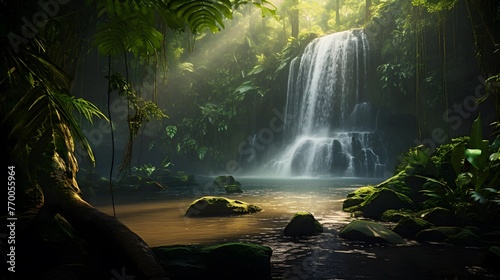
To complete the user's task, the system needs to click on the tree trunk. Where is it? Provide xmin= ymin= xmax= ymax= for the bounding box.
xmin=33 ymin=124 xmax=168 ymax=280
xmin=366 ymin=0 xmax=372 ymax=22
xmin=288 ymin=0 xmax=299 ymax=38
xmin=336 ymin=0 xmax=341 ymax=25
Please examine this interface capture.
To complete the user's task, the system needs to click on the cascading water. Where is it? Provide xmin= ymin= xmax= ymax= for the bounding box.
xmin=266 ymin=29 xmax=387 ymax=177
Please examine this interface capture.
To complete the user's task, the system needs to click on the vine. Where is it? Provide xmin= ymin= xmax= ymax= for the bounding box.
xmin=107 ymin=73 xmax=168 ymax=173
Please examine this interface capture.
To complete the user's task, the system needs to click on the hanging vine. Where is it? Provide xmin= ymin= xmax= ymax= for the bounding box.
xmin=106 ymin=73 xmax=168 ymax=173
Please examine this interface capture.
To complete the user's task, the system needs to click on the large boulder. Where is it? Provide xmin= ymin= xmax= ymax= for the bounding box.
xmin=339 ymin=220 xmax=406 ymax=244
xmin=185 ymin=196 xmax=262 ymax=217
xmin=153 ymin=242 xmax=273 ymax=279
xmin=283 ymin=212 xmax=323 ymax=237
xmin=359 ymin=189 xmax=415 ymax=219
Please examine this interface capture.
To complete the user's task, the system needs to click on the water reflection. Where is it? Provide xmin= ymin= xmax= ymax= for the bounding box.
xmin=89 ymin=177 xmax=497 ymax=279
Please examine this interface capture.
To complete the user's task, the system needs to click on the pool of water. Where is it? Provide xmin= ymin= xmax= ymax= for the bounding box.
xmin=88 ymin=176 xmax=499 ymax=279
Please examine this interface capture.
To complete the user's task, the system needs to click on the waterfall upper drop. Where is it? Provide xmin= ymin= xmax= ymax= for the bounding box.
xmin=266 ymin=29 xmax=388 ymax=177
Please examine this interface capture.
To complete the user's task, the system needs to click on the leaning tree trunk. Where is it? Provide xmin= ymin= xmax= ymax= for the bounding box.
xmin=33 ymin=124 xmax=168 ymax=280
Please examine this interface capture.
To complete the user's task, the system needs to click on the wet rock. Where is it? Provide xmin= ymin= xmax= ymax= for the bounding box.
xmin=446 ymin=228 xmax=482 ymax=246
xmin=415 ymin=226 xmax=482 ymax=245
xmin=224 ymin=184 xmax=243 ymax=194
xmin=339 ymin=220 xmax=405 ymax=244
xmin=415 ymin=226 xmax=461 ymax=243
xmin=185 ymin=196 xmax=262 ymax=217
xmin=343 ymin=186 xmax=376 ymax=212
xmin=213 ymin=175 xmax=243 ymax=193
xmin=418 ymin=207 xmax=457 ymax=226
xmin=213 ymin=175 xmax=237 ymax=188
xmin=153 ymin=242 xmax=273 ymax=279
xmin=381 ymin=209 xmax=414 ymax=222
xmin=330 ymin=140 xmax=350 ymax=175
xmin=347 ymin=186 xmax=377 ymax=199
xmin=342 ymin=197 xmax=365 ymax=210
xmin=283 ymin=212 xmax=323 ymax=237
xmin=359 ymin=188 xmax=415 ymax=219
xmin=392 ymin=216 xmax=432 ymax=238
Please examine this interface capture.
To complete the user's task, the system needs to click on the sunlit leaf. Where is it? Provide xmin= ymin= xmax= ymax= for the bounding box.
xmin=490 ymin=152 xmax=500 ymax=161
xmin=455 ymin=172 xmax=472 ymax=189
xmin=165 ymin=125 xmax=177 ymax=139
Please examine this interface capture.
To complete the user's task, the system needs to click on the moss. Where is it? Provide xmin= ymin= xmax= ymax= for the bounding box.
xmin=393 ymin=216 xmax=432 ymax=238
xmin=347 ymin=186 xmax=377 ymax=198
xmin=359 ymin=188 xmax=415 ymax=219
xmin=185 ymin=196 xmax=262 ymax=217
xmin=343 ymin=186 xmax=377 ymax=212
xmin=381 ymin=209 xmax=414 ymax=222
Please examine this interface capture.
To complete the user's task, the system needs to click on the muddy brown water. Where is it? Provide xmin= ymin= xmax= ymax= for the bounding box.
xmin=88 ymin=177 xmax=500 ymax=279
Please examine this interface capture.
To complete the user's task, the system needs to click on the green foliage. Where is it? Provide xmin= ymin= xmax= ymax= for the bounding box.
xmin=108 ymin=73 xmax=167 ymax=136
xmin=91 ymin=0 xmax=164 ymax=58
xmin=412 ymin=0 xmax=458 ymax=13
xmin=415 ymin=115 xmax=500 ymax=223
xmin=132 ymin=163 xmax=156 ymax=179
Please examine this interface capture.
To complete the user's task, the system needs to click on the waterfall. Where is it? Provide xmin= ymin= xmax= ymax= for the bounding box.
xmin=266 ymin=29 xmax=387 ymax=177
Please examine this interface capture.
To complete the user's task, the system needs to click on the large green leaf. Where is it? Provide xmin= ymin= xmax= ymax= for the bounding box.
xmin=455 ymin=172 xmax=472 ymax=189
xmin=465 ymin=114 xmax=489 ymax=170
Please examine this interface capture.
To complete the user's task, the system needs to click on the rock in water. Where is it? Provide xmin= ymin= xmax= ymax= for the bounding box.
xmin=185 ymin=196 xmax=262 ymax=217
xmin=153 ymin=242 xmax=273 ymax=279
xmin=339 ymin=220 xmax=405 ymax=244
xmin=283 ymin=212 xmax=323 ymax=237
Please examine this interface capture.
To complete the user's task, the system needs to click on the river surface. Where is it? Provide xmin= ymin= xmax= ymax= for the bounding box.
xmin=88 ymin=176 xmax=499 ymax=279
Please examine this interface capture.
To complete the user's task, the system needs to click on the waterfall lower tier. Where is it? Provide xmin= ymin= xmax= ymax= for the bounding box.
xmin=266 ymin=132 xmax=386 ymax=177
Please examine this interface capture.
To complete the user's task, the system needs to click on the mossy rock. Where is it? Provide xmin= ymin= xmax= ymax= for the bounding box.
xmin=339 ymin=220 xmax=406 ymax=244
xmin=359 ymin=189 xmax=415 ymax=219
xmin=376 ymin=169 xmax=410 ymax=195
xmin=415 ymin=226 xmax=481 ymax=245
xmin=415 ymin=226 xmax=461 ymax=243
xmin=212 ymin=175 xmax=236 ymax=188
xmin=153 ymin=242 xmax=273 ymax=279
xmin=446 ymin=228 xmax=483 ymax=246
xmin=224 ymin=184 xmax=243 ymax=194
xmin=343 ymin=186 xmax=376 ymax=212
xmin=381 ymin=209 xmax=414 ymax=222
xmin=342 ymin=197 xmax=365 ymax=210
xmin=205 ymin=243 xmax=272 ymax=278
xmin=283 ymin=212 xmax=323 ymax=237
xmin=392 ymin=216 xmax=432 ymax=238
xmin=346 ymin=186 xmax=376 ymax=198
xmin=185 ymin=196 xmax=262 ymax=217
xmin=418 ymin=207 xmax=457 ymax=226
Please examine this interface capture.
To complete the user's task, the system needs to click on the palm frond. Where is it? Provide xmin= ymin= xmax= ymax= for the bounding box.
xmin=4 ymin=85 xmax=106 ymax=168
